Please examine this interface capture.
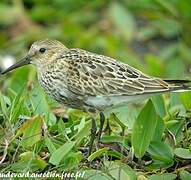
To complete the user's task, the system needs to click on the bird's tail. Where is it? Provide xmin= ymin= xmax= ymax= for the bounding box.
xmin=164 ymin=79 xmax=191 ymax=92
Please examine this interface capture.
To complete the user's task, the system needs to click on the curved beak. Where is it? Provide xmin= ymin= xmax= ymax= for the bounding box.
xmin=1 ymin=56 xmax=31 ymax=75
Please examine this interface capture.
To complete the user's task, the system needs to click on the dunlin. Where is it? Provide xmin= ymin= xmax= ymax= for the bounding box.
xmin=1 ymin=39 xmax=190 ymax=155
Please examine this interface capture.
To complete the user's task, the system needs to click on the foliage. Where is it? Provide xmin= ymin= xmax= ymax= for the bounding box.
xmin=0 ymin=0 xmax=191 ymax=179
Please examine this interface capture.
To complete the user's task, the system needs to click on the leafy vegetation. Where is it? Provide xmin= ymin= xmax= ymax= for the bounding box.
xmin=0 ymin=0 xmax=191 ymax=179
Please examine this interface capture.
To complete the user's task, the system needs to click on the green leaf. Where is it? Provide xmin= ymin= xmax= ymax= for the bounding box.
xmin=0 ymin=93 xmax=10 ymax=119
xmin=19 ymin=151 xmax=47 ymax=170
xmin=147 ymin=141 xmax=174 ymax=169
xmin=84 ymin=170 xmax=112 ymax=180
xmin=111 ymin=105 xmax=140 ymax=129
xmin=29 ymin=83 xmax=56 ymax=125
xmin=148 ymin=141 xmax=173 ymax=159
xmin=49 ymin=141 xmax=75 ymax=165
xmin=9 ymin=88 xmax=26 ymax=123
xmin=110 ymin=112 xmax=126 ymax=130
xmin=30 ymin=85 xmax=57 ymax=125
xmin=107 ymin=162 xmax=136 ymax=180
xmin=101 ymin=135 xmax=124 ymax=143
xmin=9 ymin=68 xmax=29 ymax=92
xmin=22 ymin=152 xmax=47 ymax=170
xmin=152 ymin=95 xmax=166 ymax=117
xmin=174 ymin=148 xmax=191 ymax=159
xmin=132 ymin=100 xmax=157 ymax=158
xmin=107 ymin=150 xmax=125 ymax=160
xmin=152 ymin=115 xmax=165 ymax=142
xmin=58 ymin=118 xmax=69 ymax=140
xmin=101 ymin=135 xmax=130 ymax=150
xmin=148 ymin=173 xmax=177 ymax=180
xmin=179 ymin=170 xmax=191 ymax=180
xmin=77 ymin=117 xmax=86 ymax=132
xmin=88 ymin=147 xmax=109 ymax=161
xmin=44 ymin=136 xmax=56 ymax=154
xmin=73 ymin=119 xmax=91 ymax=144
xmin=180 ymin=92 xmax=191 ymax=110
xmin=155 ymin=0 xmax=178 ymax=16
xmin=18 ymin=116 xmax=43 ymax=148
xmin=58 ymin=152 xmax=83 ymax=171
xmin=166 ymin=120 xmax=184 ymax=143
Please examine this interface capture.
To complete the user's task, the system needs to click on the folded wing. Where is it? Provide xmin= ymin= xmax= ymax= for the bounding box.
xmin=61 ymin=48 xmax=188 ymax=97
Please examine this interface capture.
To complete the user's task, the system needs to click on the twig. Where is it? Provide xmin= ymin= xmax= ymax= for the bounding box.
xmin=0 ymin=139 xmax=9 ymax=164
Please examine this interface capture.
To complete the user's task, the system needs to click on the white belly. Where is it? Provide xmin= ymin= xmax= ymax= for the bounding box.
xmin=85 ymin=94 xmax=150 ymax=111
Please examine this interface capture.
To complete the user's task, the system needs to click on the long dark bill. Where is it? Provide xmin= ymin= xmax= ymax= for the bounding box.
xmin=1 ymin=56 xmax=31 ymax=74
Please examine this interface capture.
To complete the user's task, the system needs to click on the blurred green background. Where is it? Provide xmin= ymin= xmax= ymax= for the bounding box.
xmin=0 ymin=0 xmax=191 ymax=178
xmin=0 ymin=0 xmax=191 ymax=79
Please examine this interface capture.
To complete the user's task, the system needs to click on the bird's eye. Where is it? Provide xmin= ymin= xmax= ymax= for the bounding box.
xmin=39 ymin=48 xmax=46 ymax=53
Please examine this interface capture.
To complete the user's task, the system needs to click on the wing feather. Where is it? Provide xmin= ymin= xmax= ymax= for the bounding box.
xmin=61 ymin=48 xmax=170 ymax=96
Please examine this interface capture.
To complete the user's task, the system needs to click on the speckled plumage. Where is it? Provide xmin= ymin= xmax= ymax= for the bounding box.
xmin=2 ymin=39 xmax=191 ymax=155
xmin=2 ymin=39 xmax=191 ymax=113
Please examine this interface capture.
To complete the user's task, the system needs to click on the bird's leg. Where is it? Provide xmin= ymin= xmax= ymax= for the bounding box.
xmin=88 ymin=118 xmax=97 ymax=156
xmin=97 ymin=112 xmax=105 ymax=142
xmin=104 ymin=119 xmax=112 ymax=135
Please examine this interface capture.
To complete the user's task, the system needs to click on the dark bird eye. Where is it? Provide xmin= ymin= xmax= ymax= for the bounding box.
xmin=39 ymin=48 xmax=46 ymax=53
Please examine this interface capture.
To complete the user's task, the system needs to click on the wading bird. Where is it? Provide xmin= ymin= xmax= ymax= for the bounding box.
xmin=1 ymin=39 xmax=190 ymax=155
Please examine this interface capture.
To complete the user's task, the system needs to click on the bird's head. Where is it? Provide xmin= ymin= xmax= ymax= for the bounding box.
xmin=1 ymin=39 xmax=68 ymax=74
